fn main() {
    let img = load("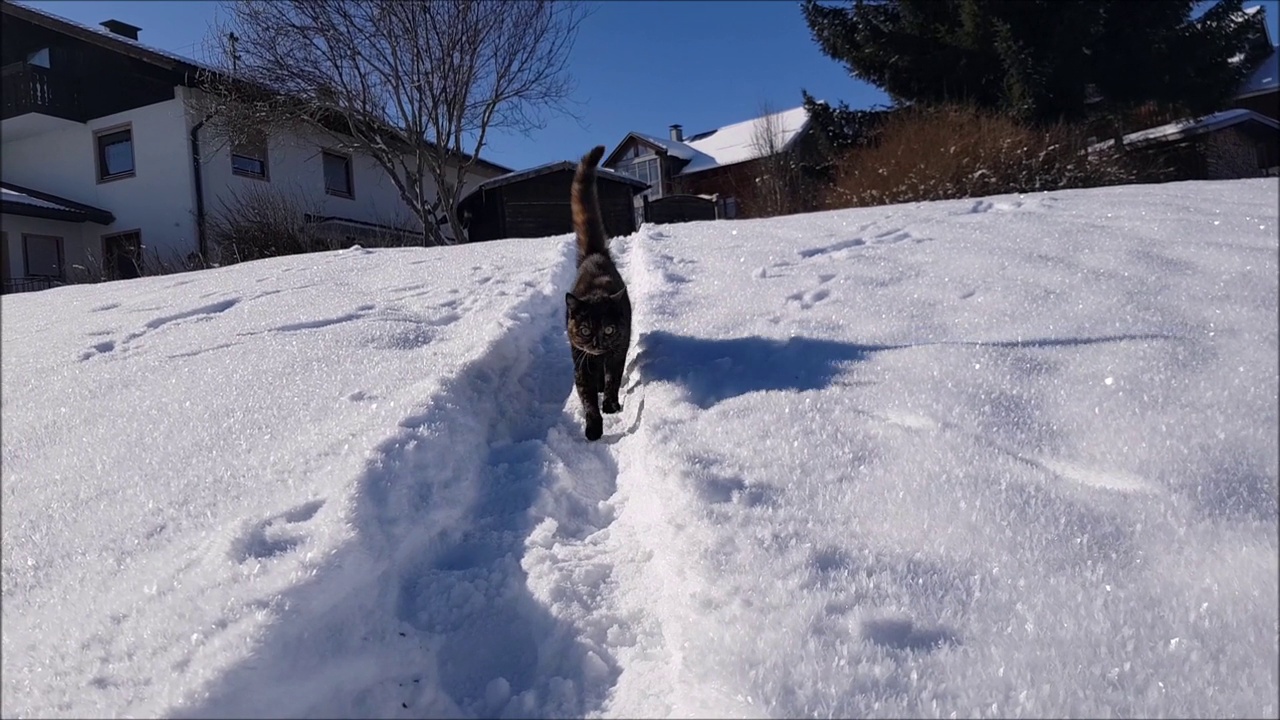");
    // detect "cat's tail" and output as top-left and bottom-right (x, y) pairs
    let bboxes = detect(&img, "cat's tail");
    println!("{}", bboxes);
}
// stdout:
(572, 145), (609, 264)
